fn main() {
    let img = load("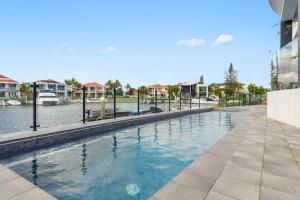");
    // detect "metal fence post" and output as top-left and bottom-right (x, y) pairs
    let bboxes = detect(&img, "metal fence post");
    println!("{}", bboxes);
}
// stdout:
(218, 96), (221, 107)
(233, 94), (235, 107)
(137, 88), (140, 115)
(198, 93), (201, 109)
(155, 90), (158, 113)
(249, 94), (252, 105)
(30, 82), (39, 131)
(179, 92), (182, 110)
(113, 88), (116, 118)
(168, 91), (171, 112)
(189, 94), (192, 110)
(82, 86), (86, 124)
(225, 95), (228, 107)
